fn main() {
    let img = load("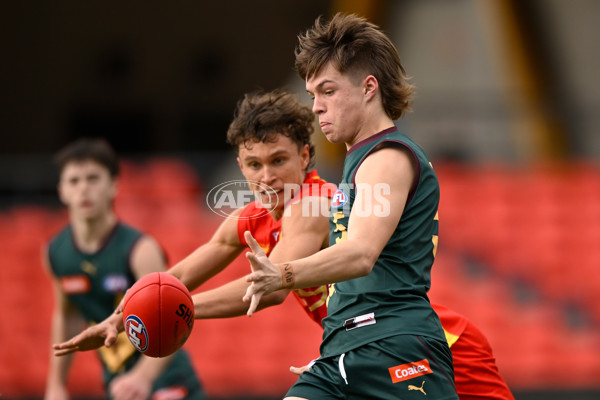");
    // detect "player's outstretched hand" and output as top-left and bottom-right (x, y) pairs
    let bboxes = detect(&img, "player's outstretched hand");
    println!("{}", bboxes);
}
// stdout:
(52, 314), (121, 356)
(242, 230), (283, 316)
(290, 364), (311, 376)
(109, 369), (152, 400)
(290, 359), (316, 376)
